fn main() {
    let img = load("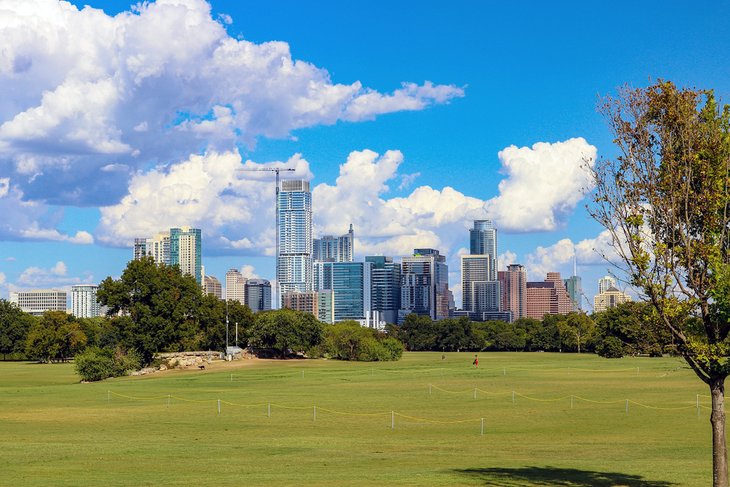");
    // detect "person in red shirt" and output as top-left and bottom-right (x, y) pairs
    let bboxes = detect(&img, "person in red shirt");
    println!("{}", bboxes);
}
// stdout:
(472, 355), (479, 368)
